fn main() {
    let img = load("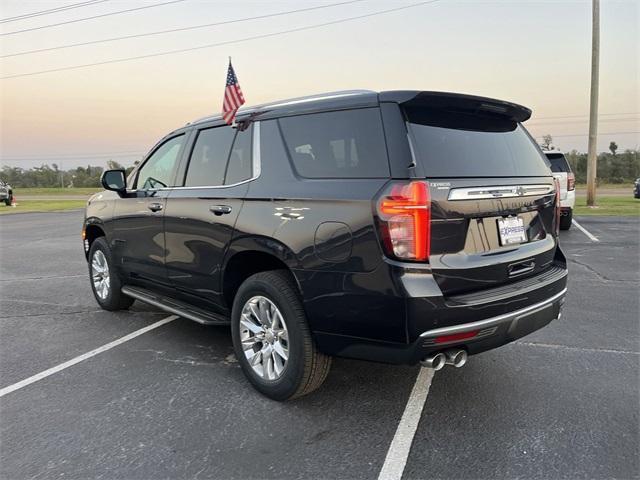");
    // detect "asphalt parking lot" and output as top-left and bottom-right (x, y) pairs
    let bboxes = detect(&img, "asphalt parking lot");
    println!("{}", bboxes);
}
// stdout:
(1, 211), (638, 479)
